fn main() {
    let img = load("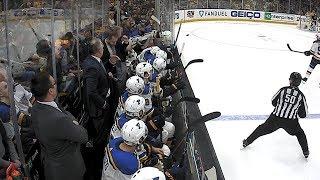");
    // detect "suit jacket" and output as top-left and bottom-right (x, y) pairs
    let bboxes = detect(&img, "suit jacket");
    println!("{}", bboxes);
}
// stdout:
(82, 56), (112, 126)
(30, 102), (88, 180)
